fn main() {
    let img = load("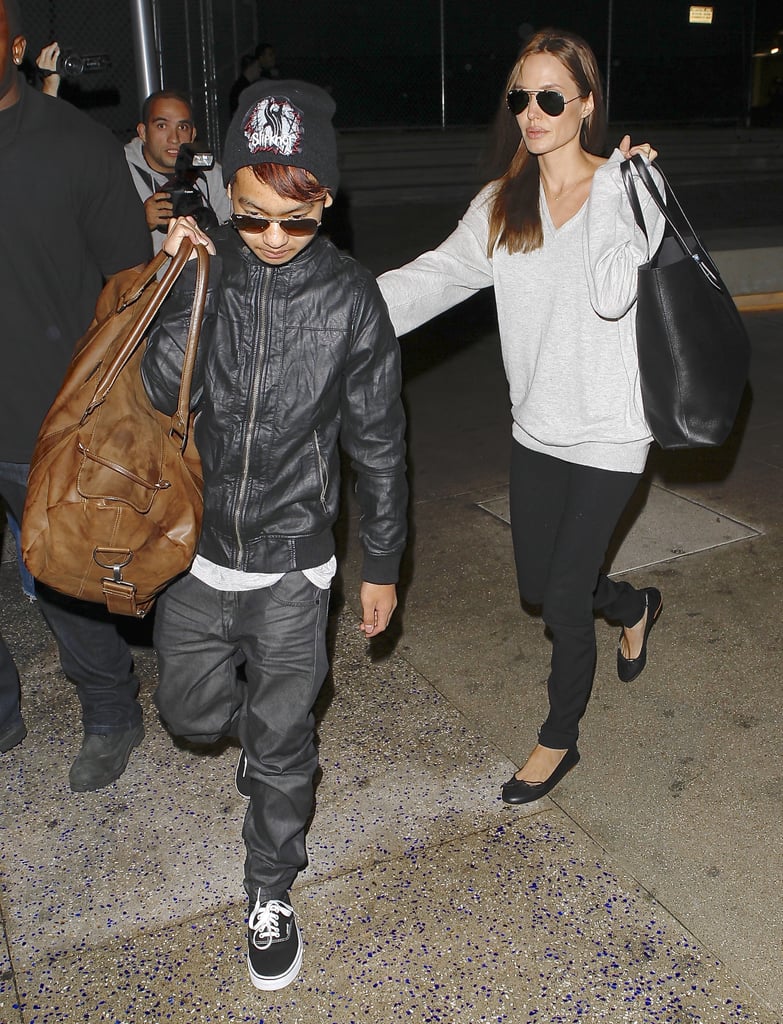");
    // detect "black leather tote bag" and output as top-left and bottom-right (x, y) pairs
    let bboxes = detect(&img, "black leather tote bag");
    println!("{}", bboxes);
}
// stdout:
(621, 154), (750, 450)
